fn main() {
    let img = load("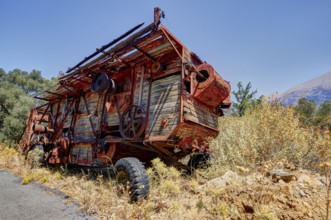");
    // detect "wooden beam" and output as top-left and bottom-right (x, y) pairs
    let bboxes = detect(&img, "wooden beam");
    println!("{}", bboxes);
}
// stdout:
(133, 45), (156, 62)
